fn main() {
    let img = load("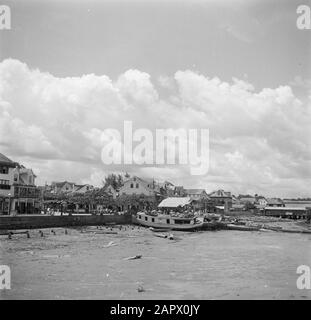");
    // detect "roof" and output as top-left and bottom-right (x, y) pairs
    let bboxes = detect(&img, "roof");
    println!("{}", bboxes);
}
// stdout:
(124, 176), (154, 185)
(265, 207), (306, 211)
(52, 181), (75, 188)
(267, 198), (284, 205)
(158, 197), (192, 208)
(0, 153), (17, 167)
(185, 189), (206, 195)
(239, 197), (256, 203)
(209, 190), (232, 198)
